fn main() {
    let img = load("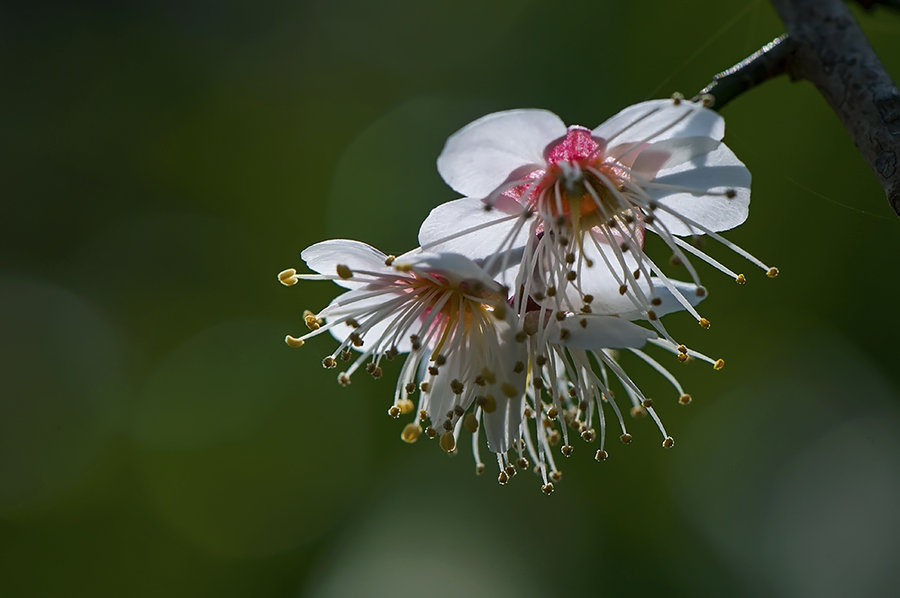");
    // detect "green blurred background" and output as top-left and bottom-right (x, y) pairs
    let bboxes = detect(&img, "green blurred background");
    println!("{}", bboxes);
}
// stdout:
(3, 1), (900, 596)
